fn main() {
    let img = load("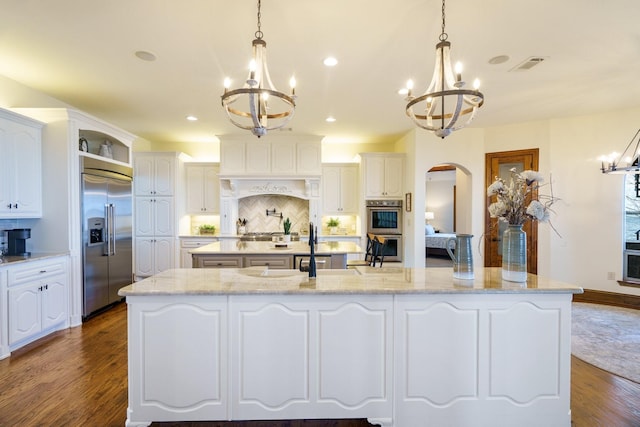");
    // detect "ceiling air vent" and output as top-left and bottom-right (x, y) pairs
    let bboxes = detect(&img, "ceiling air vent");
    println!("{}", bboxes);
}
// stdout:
(509, 56), (547, 72)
